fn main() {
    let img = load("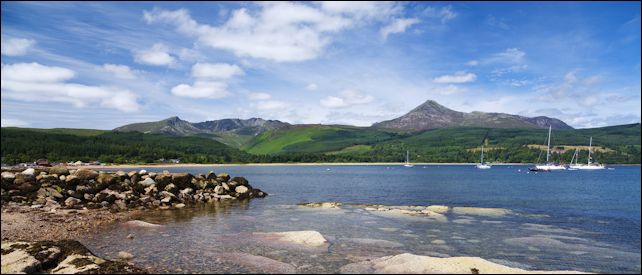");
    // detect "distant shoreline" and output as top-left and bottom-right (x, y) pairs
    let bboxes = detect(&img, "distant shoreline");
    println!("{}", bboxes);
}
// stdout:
(69, 162), (640, 169)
